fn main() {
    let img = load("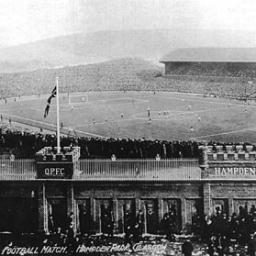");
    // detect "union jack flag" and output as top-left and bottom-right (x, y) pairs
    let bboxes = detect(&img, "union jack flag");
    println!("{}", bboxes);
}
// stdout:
(44, 86), (56, 118)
